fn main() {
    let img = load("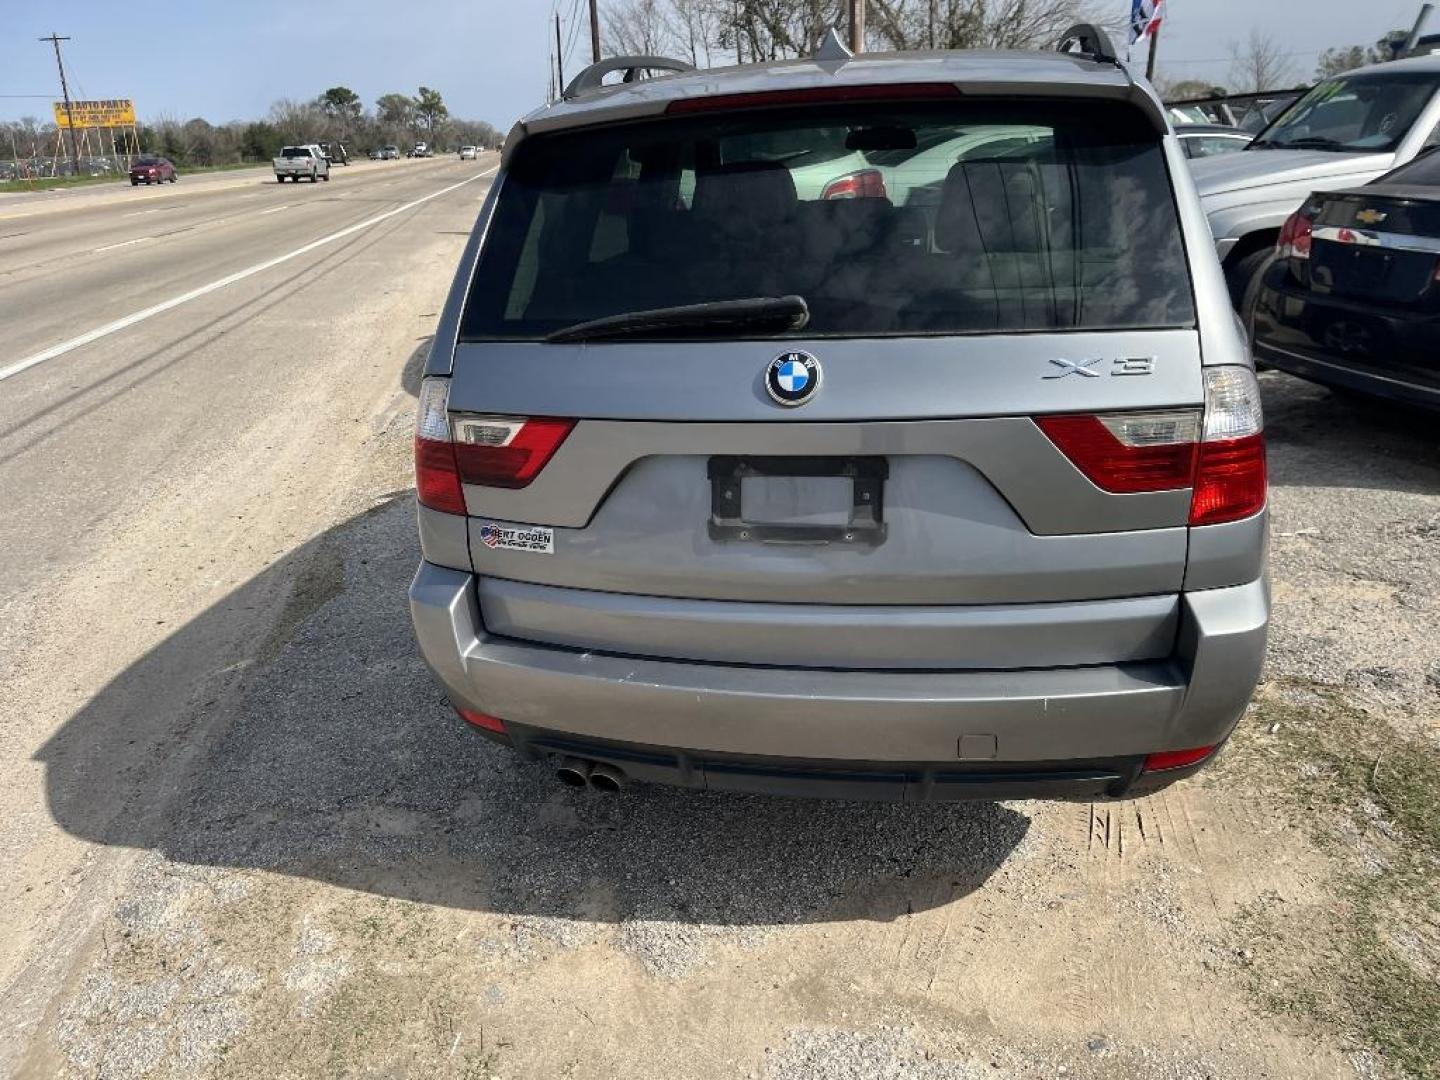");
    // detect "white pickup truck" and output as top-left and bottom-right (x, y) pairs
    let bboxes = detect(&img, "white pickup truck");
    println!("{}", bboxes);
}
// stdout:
(273, 144), (331, 183)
